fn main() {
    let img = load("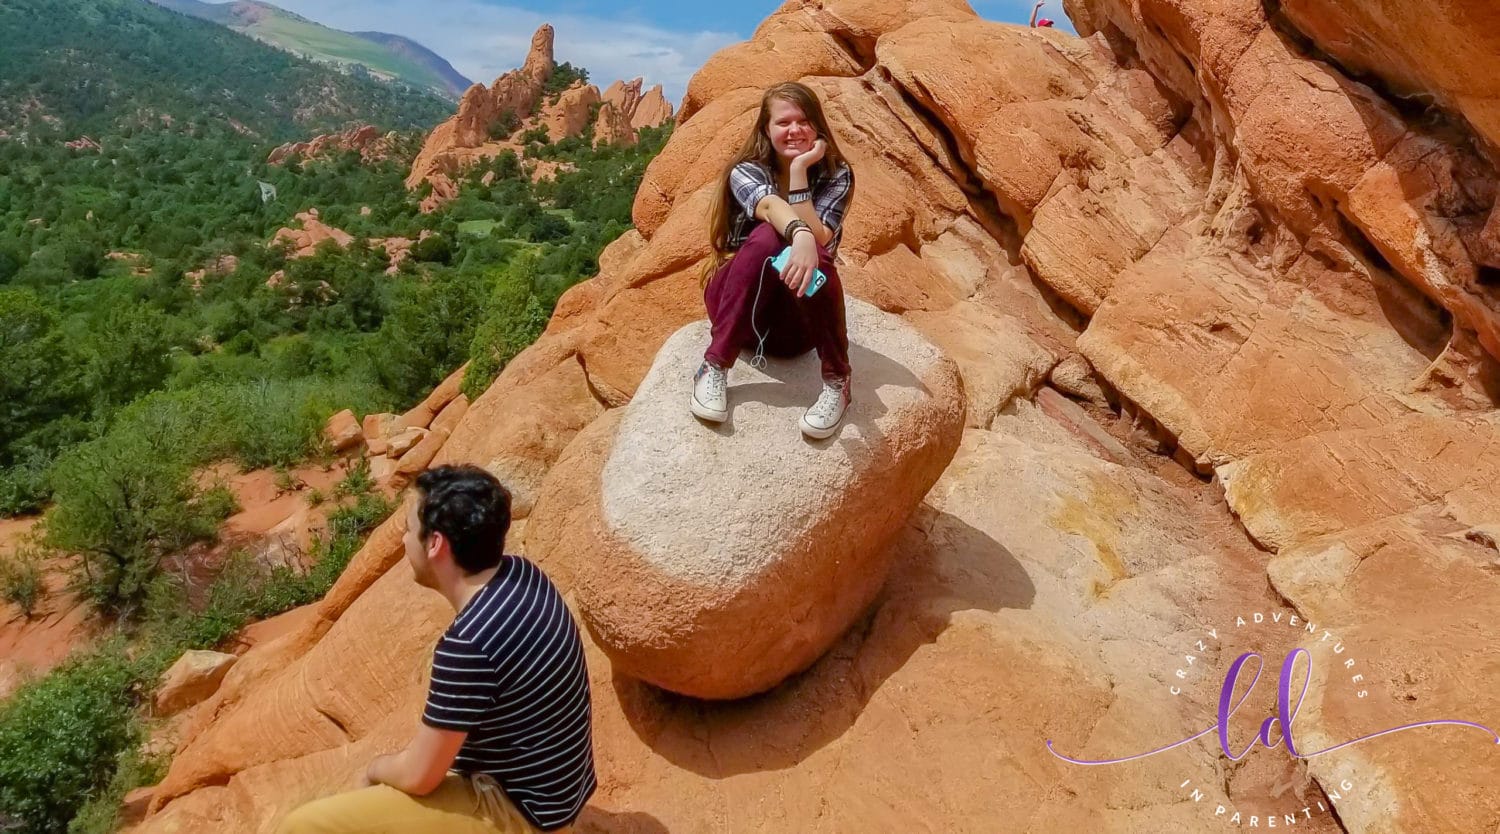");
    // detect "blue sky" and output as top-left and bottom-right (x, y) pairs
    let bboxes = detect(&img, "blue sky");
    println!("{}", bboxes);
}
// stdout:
(268, 0), (1076, 105)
